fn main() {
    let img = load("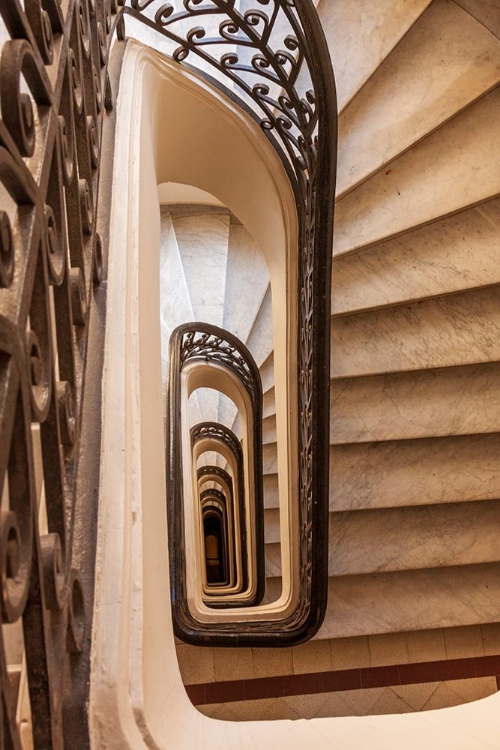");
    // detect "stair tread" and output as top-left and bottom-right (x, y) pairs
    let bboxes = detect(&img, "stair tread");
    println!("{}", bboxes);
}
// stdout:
(244, 286), (273, 369)
(331, 285), (500, 379)
(223, 222), (269, 344)
(331, 361), (500, 444)
(172, 213), (230, 327)
(337, 0), (500, 196)
(330, 433), (500, 511)
(329, 500), (500, 576)
(334, 88), (500, 257)
(331, 199), (500, 316)
(262, 414), (277, 444)
(317, 561), (500, 639)
(319, 0), (432, 112)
